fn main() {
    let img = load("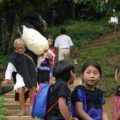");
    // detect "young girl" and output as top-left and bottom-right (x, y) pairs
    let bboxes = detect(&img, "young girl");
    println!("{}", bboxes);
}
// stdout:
(37, 44), (55, 84)
(47, 35), (56, 55)
(71, 60), (108, 120)
(112, 64), (120, 120)
(45, 60), (78, 120)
